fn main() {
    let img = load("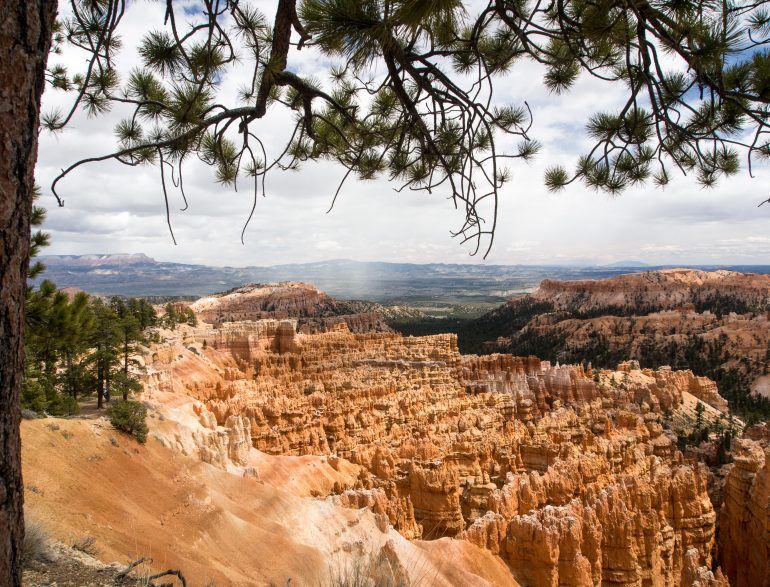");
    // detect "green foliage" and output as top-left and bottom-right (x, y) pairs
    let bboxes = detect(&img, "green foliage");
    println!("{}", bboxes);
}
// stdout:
(23, 199), (157, 413)
(455, 299), (557, 354)
(23, 288), (155, 412)
(695, 401), (705, 430)
(163, 303), (197, 329)
(21, 377), (50, 415)
(106, 400), (148, 443)
(389, 317), (470, 339)
(544, 166), (569, 191)
(47, 393), (80, 417)
(43, 0), (770, 258)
